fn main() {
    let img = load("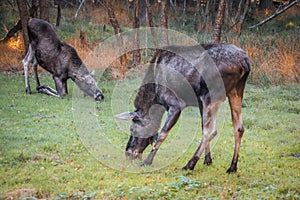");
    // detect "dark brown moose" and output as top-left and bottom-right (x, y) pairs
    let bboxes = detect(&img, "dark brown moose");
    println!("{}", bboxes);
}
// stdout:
(115, 43), (251, 173)
(22, 18), (103, 101)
